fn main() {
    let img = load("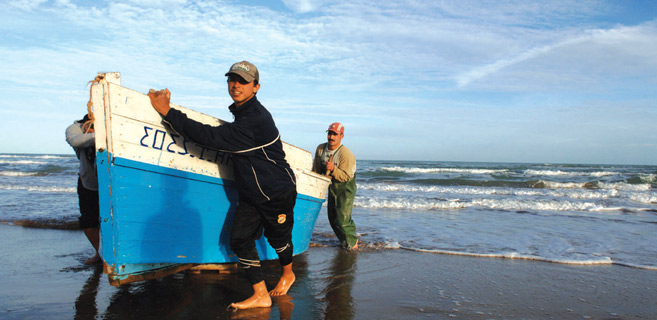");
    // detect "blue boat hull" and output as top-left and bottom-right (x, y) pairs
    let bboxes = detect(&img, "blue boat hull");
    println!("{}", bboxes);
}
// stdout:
(89, 74), (330, 286)
(98, 152), (324, 285)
